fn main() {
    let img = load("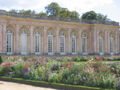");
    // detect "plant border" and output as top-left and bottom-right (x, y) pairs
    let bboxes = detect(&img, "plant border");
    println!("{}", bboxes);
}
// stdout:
(0, 76), (114, 90)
